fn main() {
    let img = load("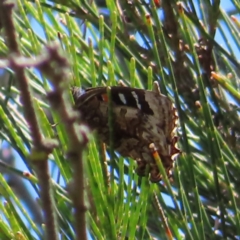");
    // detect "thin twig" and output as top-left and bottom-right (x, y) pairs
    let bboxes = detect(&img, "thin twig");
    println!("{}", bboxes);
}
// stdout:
(39, 44), (89, 240)
(0, 2), (58, 240)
